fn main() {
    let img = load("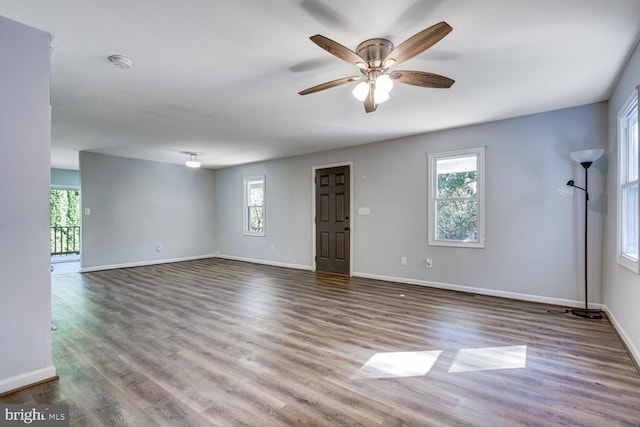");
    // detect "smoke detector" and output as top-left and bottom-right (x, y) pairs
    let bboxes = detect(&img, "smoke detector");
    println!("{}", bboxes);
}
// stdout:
(108, 54), (134, 69)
